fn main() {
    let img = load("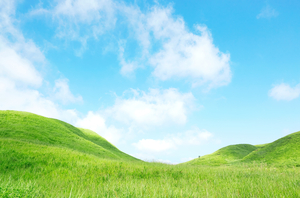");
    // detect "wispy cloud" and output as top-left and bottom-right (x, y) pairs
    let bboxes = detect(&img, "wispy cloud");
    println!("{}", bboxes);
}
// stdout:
(132, 128), (213, 153)
(30, 0), (117, 56)
(53, 78), (83, 104)
(269, 83), (300, 101)
(257, 5), (279, 19)
(121, 5), (232, 89)
(31, 1), (232, 89)
(106, 88), (196, 127)
(0, 0), (82, 124)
